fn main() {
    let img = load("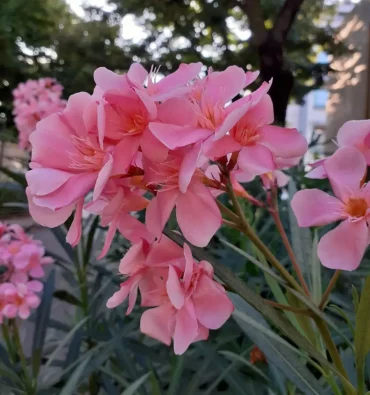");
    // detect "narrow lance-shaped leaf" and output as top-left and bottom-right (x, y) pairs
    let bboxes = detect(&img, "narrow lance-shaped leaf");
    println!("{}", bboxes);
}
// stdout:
(354, 275), (370, 393)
